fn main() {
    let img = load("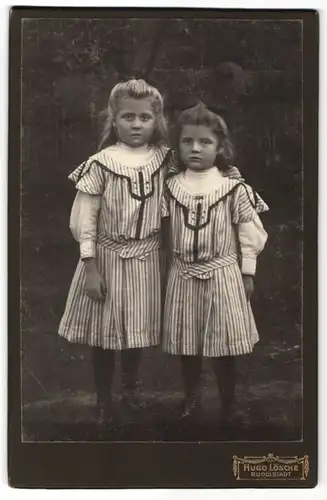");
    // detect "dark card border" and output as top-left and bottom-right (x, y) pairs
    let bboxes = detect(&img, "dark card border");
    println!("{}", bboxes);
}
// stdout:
(8, 7), (318, 488)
